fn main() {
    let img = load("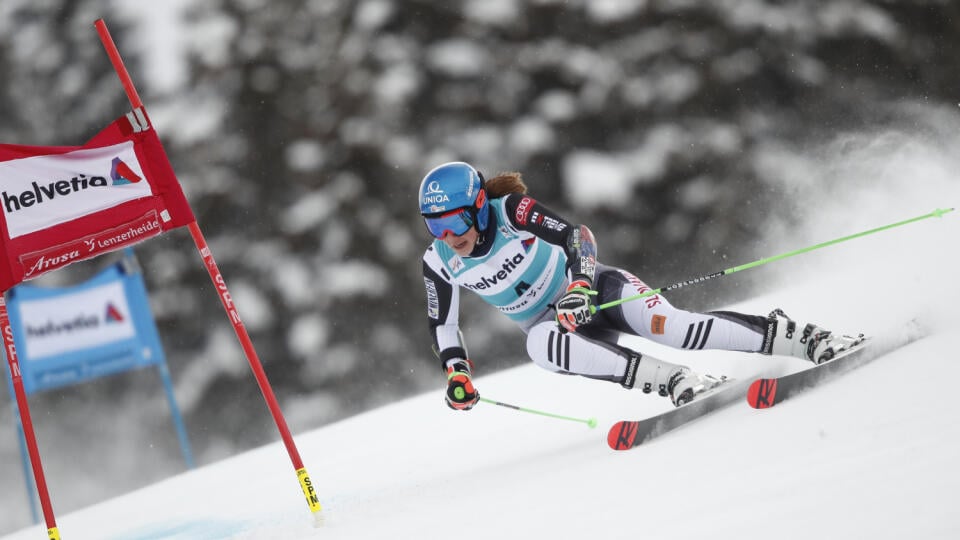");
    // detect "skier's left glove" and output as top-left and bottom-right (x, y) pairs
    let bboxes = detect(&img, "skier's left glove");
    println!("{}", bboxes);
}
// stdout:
(556, 279), (597, 333)
(445, 359), (479, 411)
